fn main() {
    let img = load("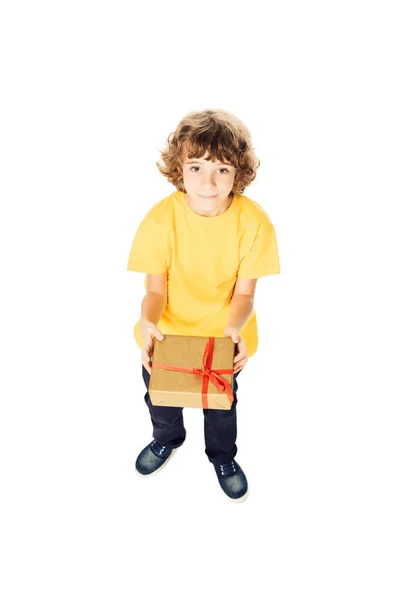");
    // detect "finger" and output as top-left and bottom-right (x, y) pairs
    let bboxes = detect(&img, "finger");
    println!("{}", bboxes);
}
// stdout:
(151, 330), (164, 341)
(142, 351), (153, 371)
(234, 353), (246, 362)
(227, 333), (240, 343)
(233, 358), (248, 372)
(142, 360), (151, 375)
(235, 358), (247, 368)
